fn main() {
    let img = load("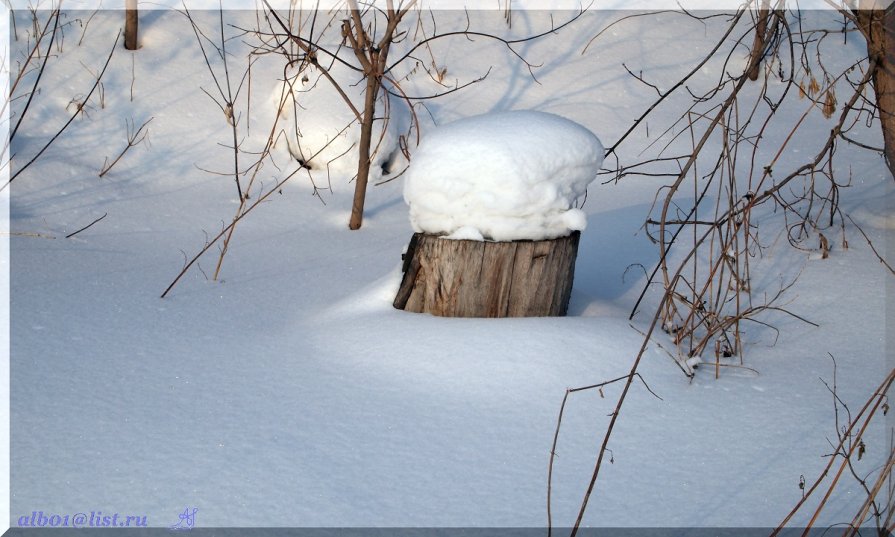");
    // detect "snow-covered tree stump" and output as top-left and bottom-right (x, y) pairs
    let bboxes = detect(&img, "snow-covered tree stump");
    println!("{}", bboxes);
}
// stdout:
(394, 110), (604, 318)
(394, 231), (580, 317)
